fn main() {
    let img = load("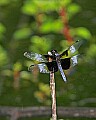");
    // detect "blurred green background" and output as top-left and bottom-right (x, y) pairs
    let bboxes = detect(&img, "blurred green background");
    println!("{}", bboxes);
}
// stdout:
(0, 0), (96, 120)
